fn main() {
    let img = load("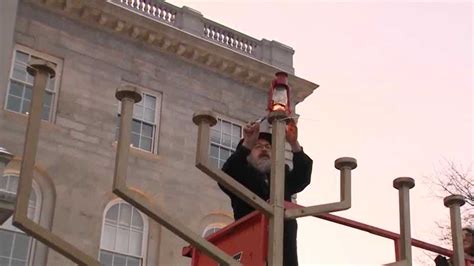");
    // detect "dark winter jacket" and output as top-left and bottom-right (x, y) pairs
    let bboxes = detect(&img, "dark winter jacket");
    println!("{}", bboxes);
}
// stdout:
(219, 144), (313, 266)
